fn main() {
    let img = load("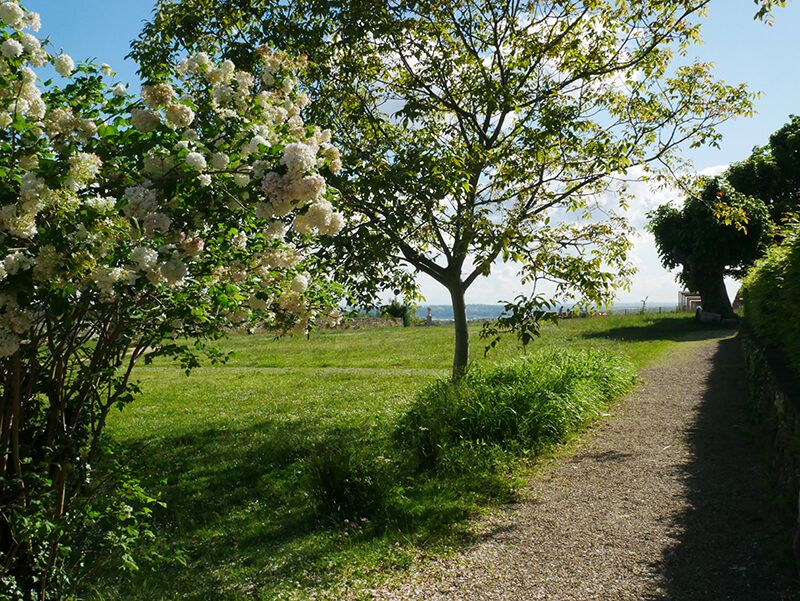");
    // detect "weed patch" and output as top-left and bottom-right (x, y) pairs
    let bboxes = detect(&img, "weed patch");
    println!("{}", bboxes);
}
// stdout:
(397, 350), (637, 471)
